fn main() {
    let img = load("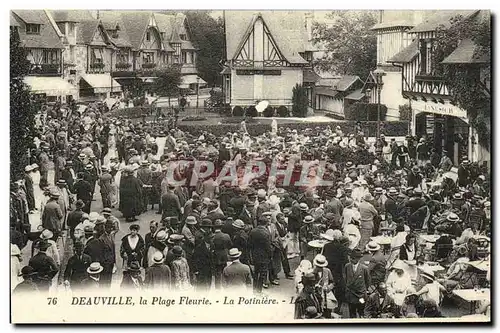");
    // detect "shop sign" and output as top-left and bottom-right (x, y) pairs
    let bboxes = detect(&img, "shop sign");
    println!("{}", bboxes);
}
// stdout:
(412, 100), (467, 118)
